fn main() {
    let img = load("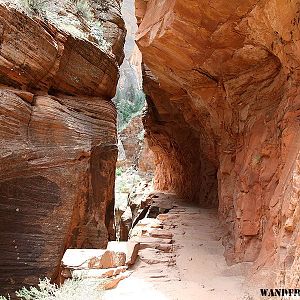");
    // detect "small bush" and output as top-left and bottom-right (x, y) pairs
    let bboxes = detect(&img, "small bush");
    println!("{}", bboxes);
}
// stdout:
(89, 21), (110, 51)
(115, 87), (146, 130)
(1, 277), (102, 300)
(73, 0), (93, 20)
(251, 154), (262, 166)
(116, 167), (123, 176)
(20, 0), (49, 15)
(94, 0), (110, 13)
